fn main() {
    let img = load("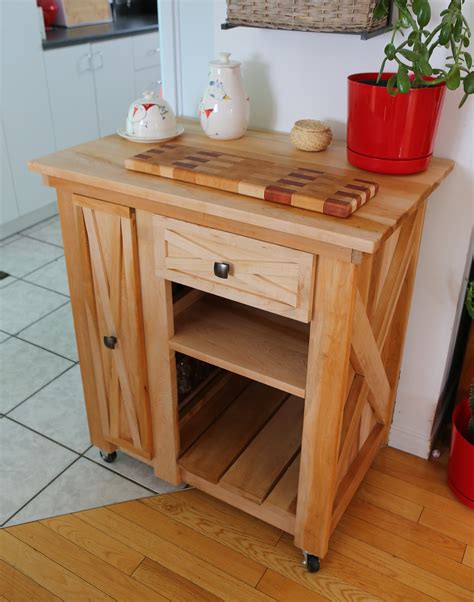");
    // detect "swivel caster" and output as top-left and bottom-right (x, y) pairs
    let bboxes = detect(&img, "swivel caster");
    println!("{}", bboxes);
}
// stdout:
(100, 450), (117, 463)
(303, 551), (320, 573)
